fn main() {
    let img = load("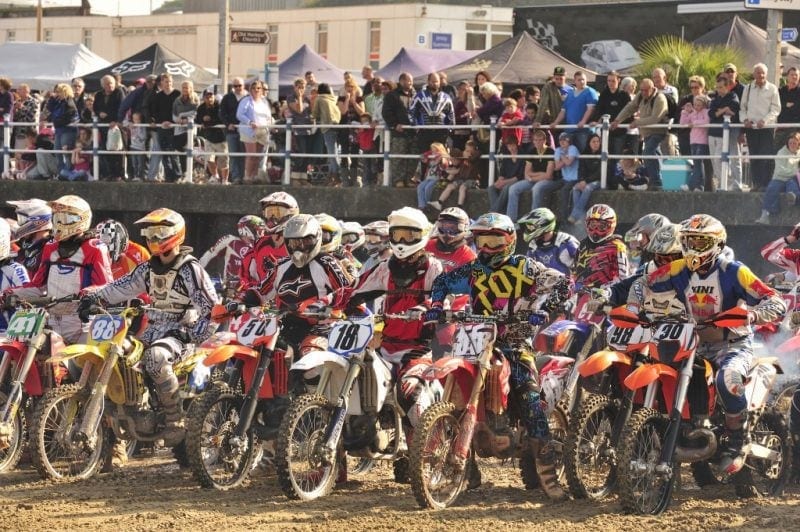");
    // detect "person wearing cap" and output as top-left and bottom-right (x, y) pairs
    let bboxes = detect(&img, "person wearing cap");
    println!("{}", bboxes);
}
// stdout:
(549, 70), (597, 152)
(724, 63), (745, 100)
(534, 66), (574, 128)
(196, 88), (228, 184)
(740, 63), (781, 192)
